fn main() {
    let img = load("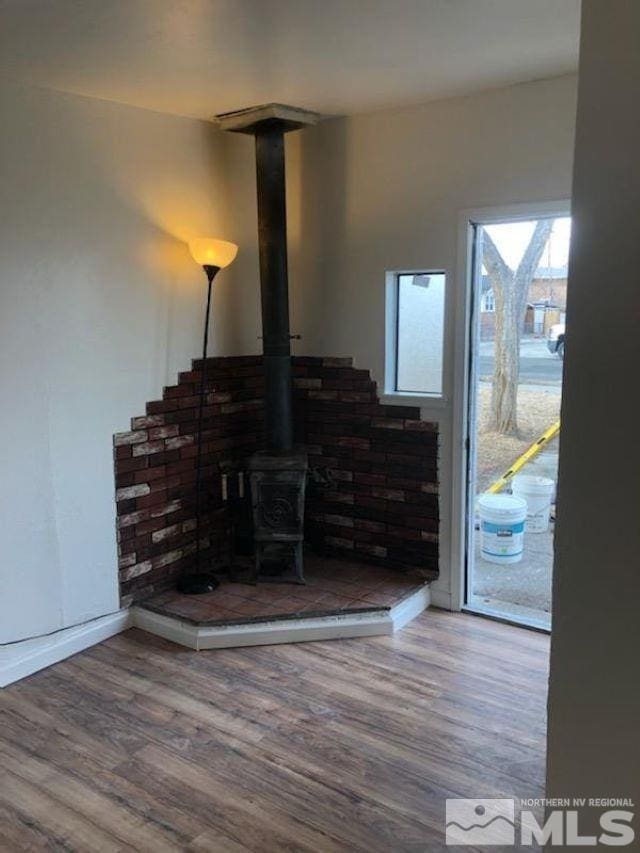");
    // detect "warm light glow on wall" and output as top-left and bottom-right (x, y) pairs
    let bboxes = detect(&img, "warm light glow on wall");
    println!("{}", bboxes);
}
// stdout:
(188, 238), (238, 269)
